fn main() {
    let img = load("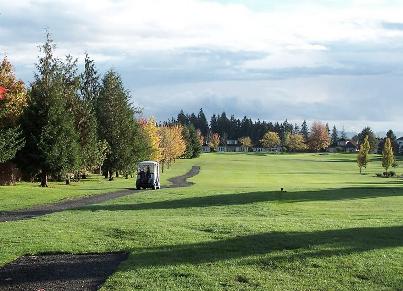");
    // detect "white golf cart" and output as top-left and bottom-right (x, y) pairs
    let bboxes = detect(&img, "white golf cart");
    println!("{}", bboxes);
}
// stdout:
(136, 161), (161, 190)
